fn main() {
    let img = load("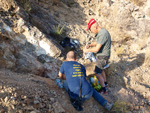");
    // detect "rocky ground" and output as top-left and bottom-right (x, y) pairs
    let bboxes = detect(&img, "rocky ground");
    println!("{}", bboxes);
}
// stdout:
(0, 0), (150, 113)
(0, 69), (110, 113)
